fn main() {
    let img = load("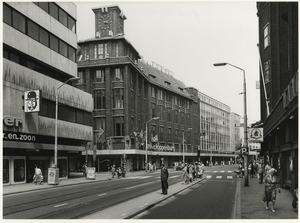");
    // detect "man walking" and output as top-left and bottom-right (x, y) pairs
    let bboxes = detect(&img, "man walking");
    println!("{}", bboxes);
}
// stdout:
(161, 163), (169, 195)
